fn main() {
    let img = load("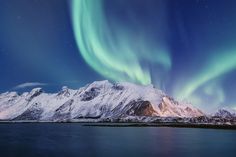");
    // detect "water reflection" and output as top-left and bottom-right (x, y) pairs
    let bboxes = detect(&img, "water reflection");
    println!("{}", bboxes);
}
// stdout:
(0, 124), (235, 157)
